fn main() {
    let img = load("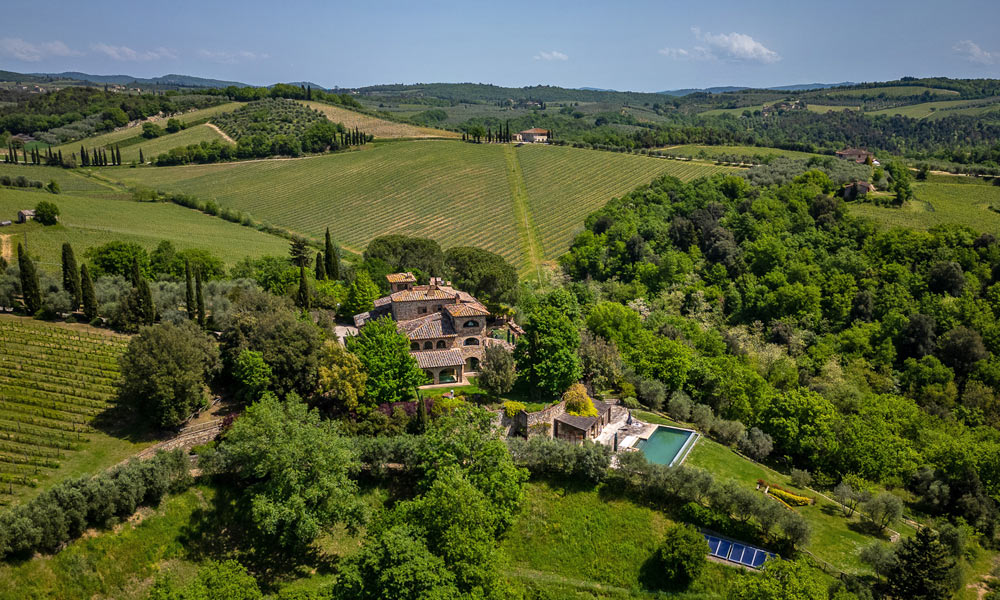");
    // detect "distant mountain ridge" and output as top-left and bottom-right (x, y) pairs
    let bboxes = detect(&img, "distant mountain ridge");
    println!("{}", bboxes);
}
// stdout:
(659, 82), (856, 96)
(22, 71), (250, 88)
